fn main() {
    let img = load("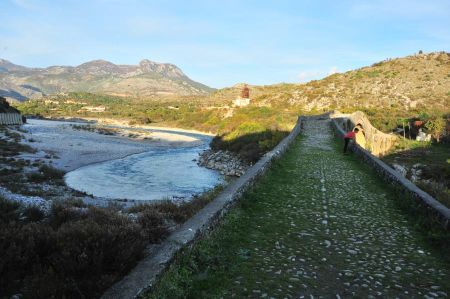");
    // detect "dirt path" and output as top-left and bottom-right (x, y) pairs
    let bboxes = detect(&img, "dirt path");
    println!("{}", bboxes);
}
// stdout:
(150, 118), (450, 298)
